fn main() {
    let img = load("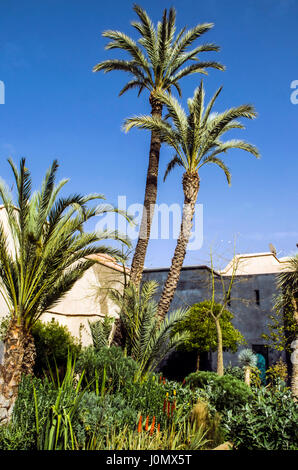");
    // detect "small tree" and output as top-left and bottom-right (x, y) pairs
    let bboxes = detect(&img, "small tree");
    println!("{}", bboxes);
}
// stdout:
(171, 301), (245, 371)
(208, 248), (241, 376)
(238, 349), (257, 387)
(261, 301), (298, 355)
